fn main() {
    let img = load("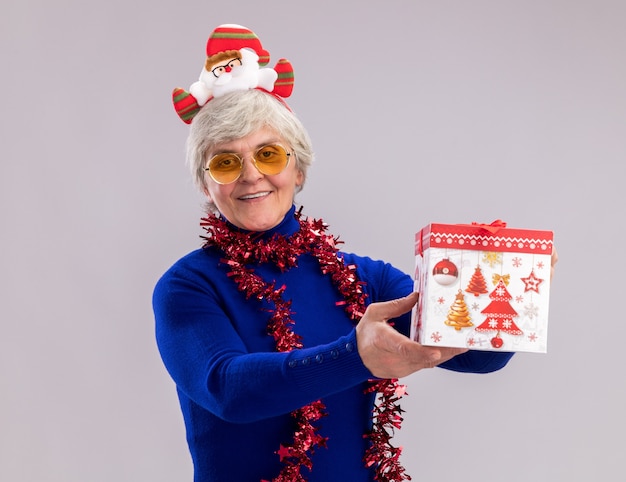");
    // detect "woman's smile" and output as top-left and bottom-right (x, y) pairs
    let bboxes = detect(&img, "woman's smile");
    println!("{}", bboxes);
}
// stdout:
(237, 190), (272, 201)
